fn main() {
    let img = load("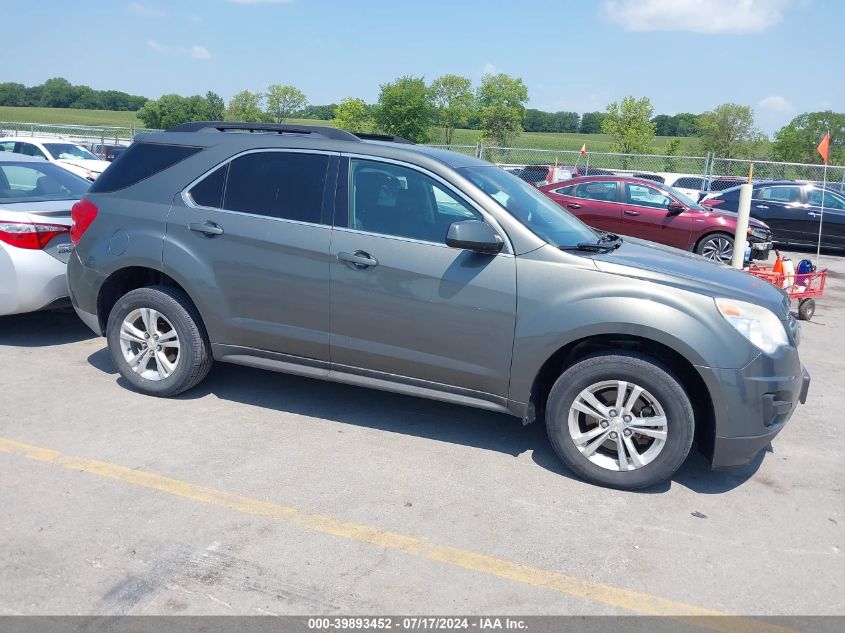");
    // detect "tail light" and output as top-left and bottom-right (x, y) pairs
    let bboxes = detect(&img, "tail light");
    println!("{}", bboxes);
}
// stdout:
(71, 198), (98, 245)
(0, 221), (69, 250)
